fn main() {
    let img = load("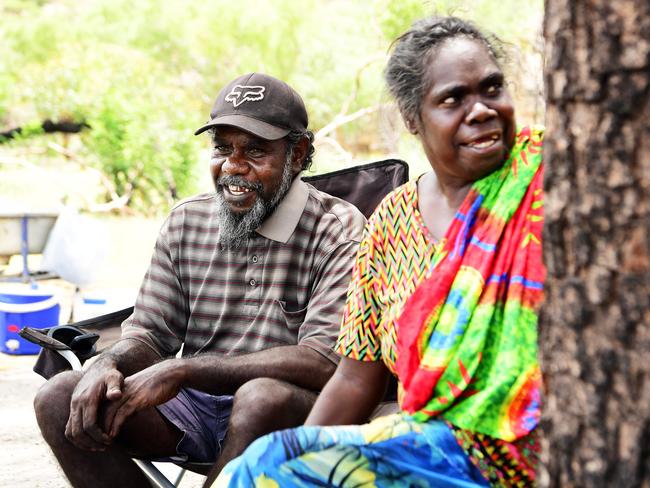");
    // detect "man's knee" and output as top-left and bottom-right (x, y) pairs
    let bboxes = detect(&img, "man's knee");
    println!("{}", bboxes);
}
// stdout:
(230, 378), (316, 431)
(34, 371), (81, 443)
